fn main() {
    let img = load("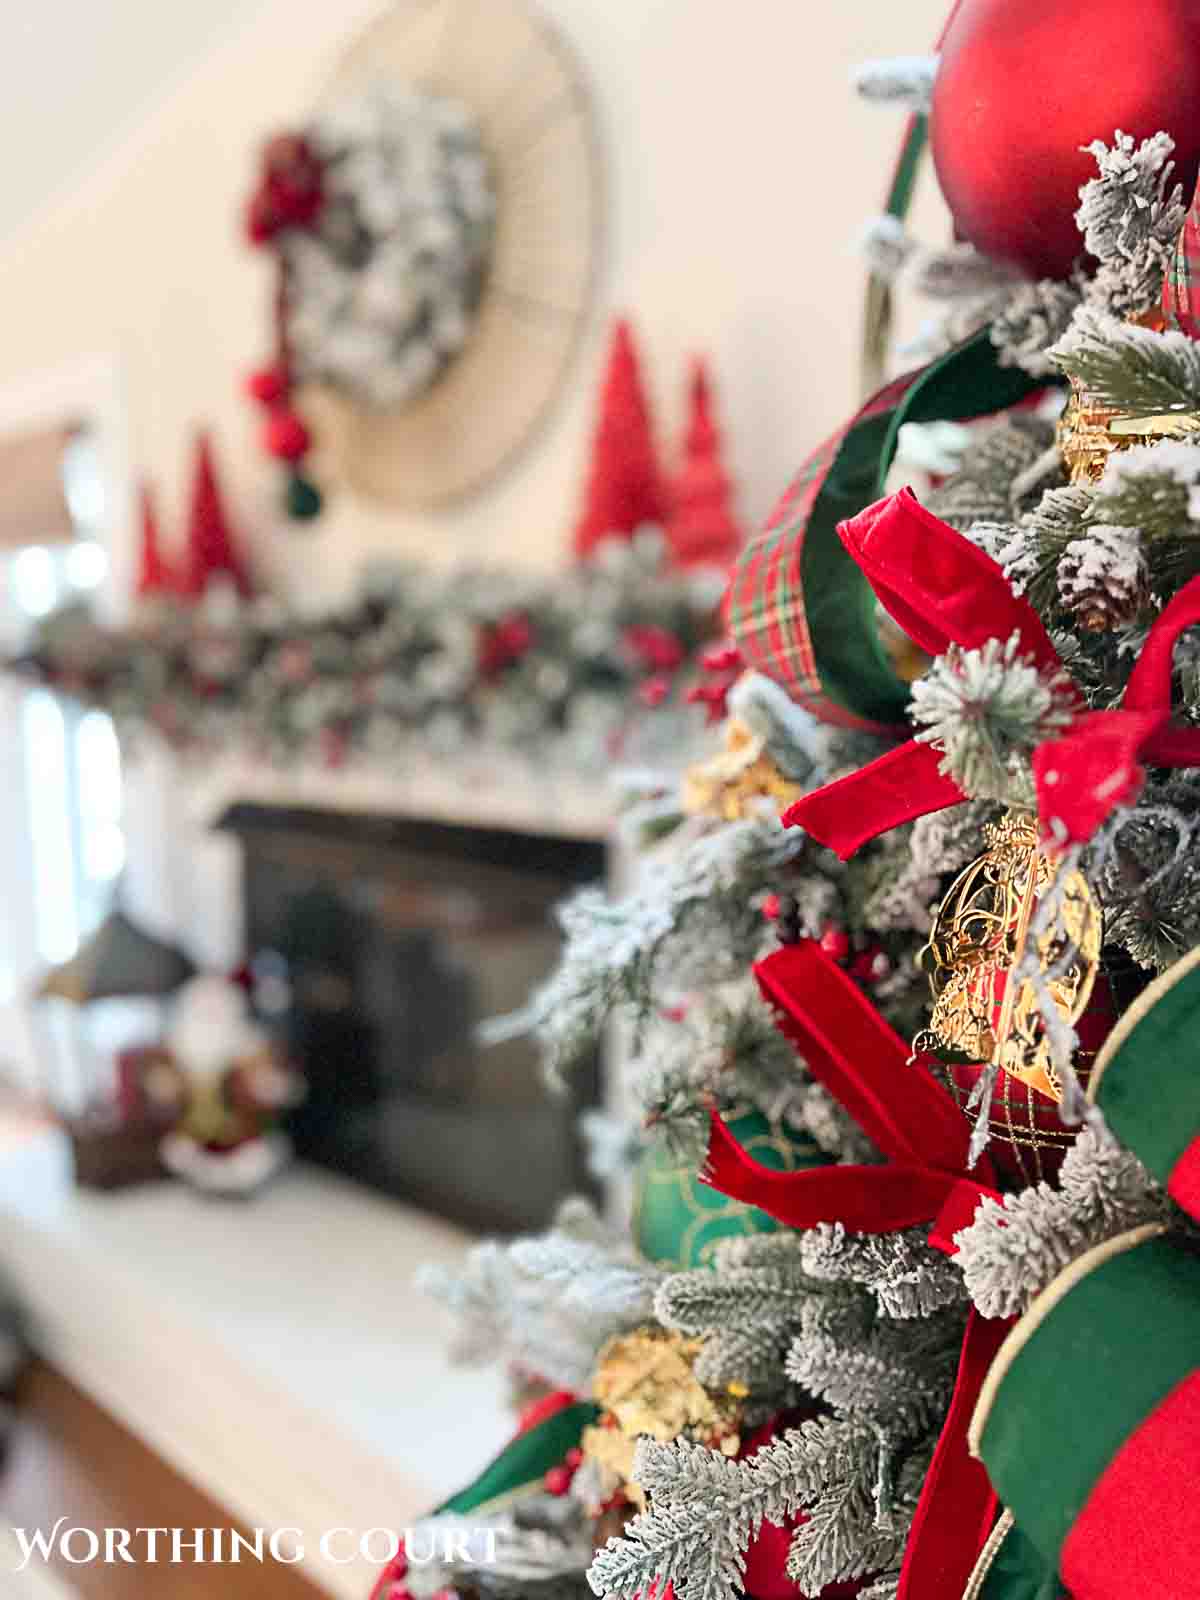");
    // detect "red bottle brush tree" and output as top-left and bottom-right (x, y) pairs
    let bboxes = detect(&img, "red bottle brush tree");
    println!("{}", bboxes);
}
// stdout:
(134, 481), (178, 601)
(573, 318), (666, 560)
(665, 357), (743, 572)
(180, 432), (252, 600)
